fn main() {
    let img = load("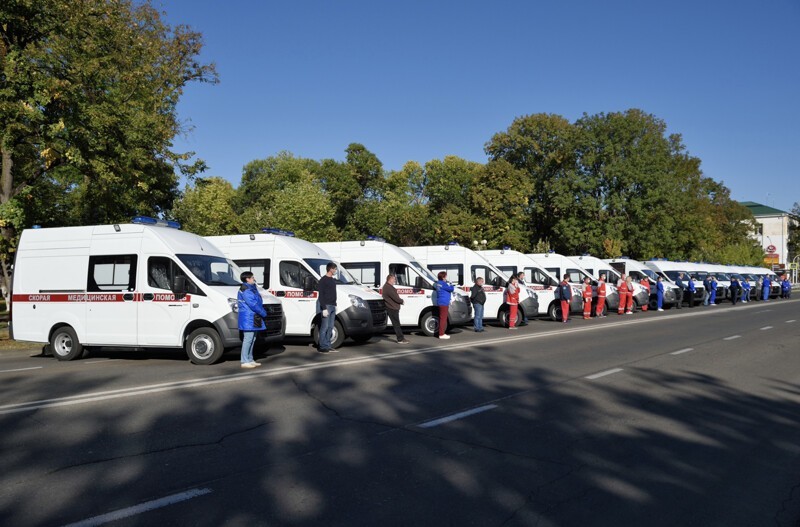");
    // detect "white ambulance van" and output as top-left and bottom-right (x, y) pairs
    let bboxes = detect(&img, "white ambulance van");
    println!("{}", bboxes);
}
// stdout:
(527, 252), (620, 314)
(693, 263), (730, 302)
(206, 229), (387, 349)
(476, 248), (578, 321)
(10, 217), (284, 364)
(403, 244), (538, 327)
(317, 239), (472, 337)
(603, 257), (682, 308)
(569, 254), (650, 310)
(644, 259), (705, 305)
